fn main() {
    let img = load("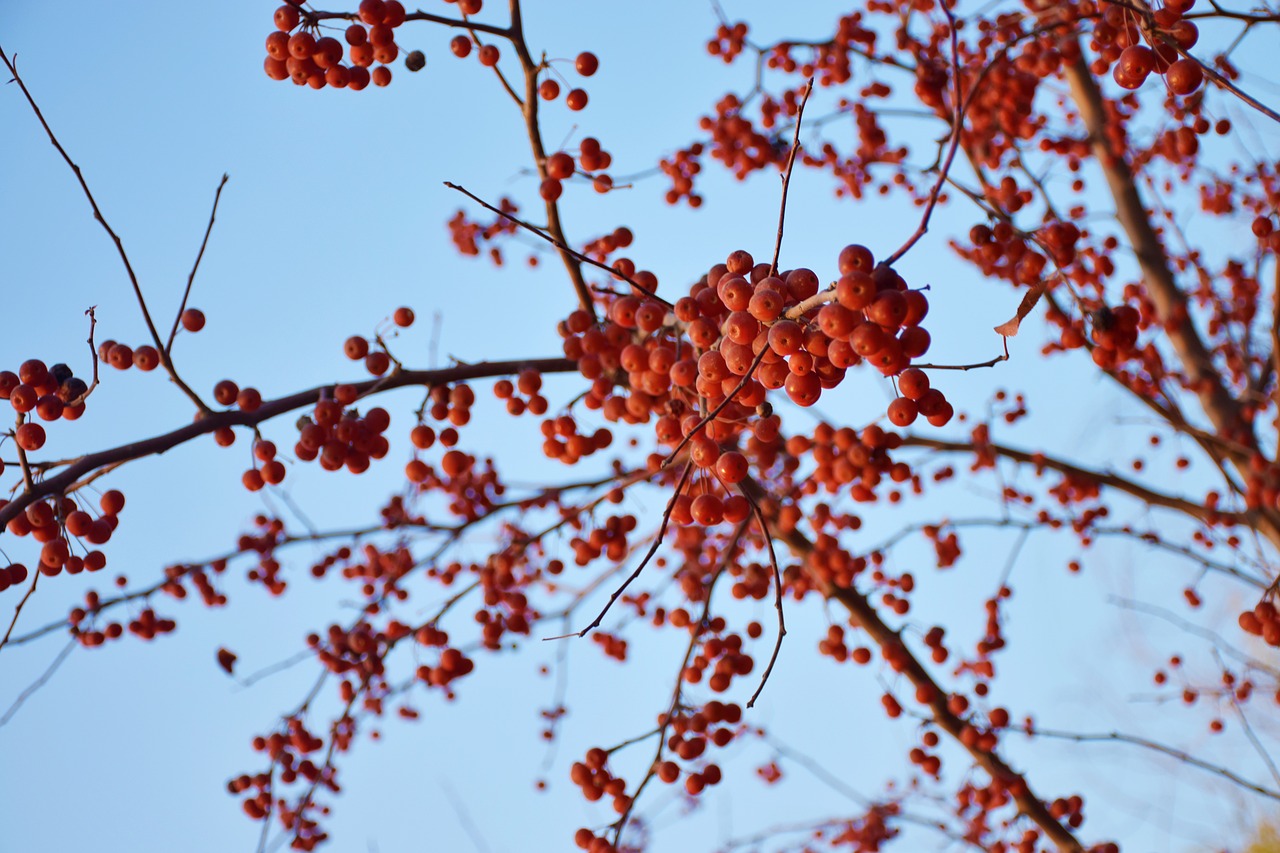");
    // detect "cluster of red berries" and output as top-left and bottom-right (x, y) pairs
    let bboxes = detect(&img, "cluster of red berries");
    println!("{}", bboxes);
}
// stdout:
(88, 310), (204, 382)
(0, 561), (30, 594)
(570, 747), (631, 814)
(0, 489), (123, 594)
(1238, 599), (1280, 645)
(1048, 794), (1087, 829)
(75, 592), (187, 648)
(685, 630), (753, 693)
(307, 621), (389, 681)
(538, 52), (596, 112)
(706, 20), (749, 63)
(542, 136), (613, 200)
(658, 143), (704, 207)
(264, 0), (410, 89)
(818, 624), (872, 664)
(0, 358), (93, 453)
(581, 225), (634, 261)
(908, 728), (943, 778)
(447, 198), (520, 263)
(71, 591), (129, 647)
(698, 94), (788, 180)
(793, 422), (910, 506)
(120, 607), (177, 642)
(1243, 453), (1280, 512)
(553, 245), (949, 525)
(291, 390), (392, 478)
(1082, 304), (1141, 369)
(237, 716), (330, 837)
(425, 381), (477, 426)
(590, 631), (628, 661)
(569, 513), (636, 566)
(540, 413), (613, 466)
(663, 700), (738, 786)
(1099, 1), (1204, 94)
(342, 312), (412, 377)
(415, 645), (476, 689)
